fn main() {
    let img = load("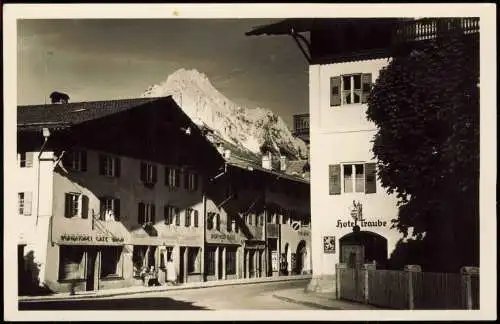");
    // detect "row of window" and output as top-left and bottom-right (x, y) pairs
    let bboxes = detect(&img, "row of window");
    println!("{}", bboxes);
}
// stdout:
(137, 203), (200, 227)
(329, 163), (377, 195)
